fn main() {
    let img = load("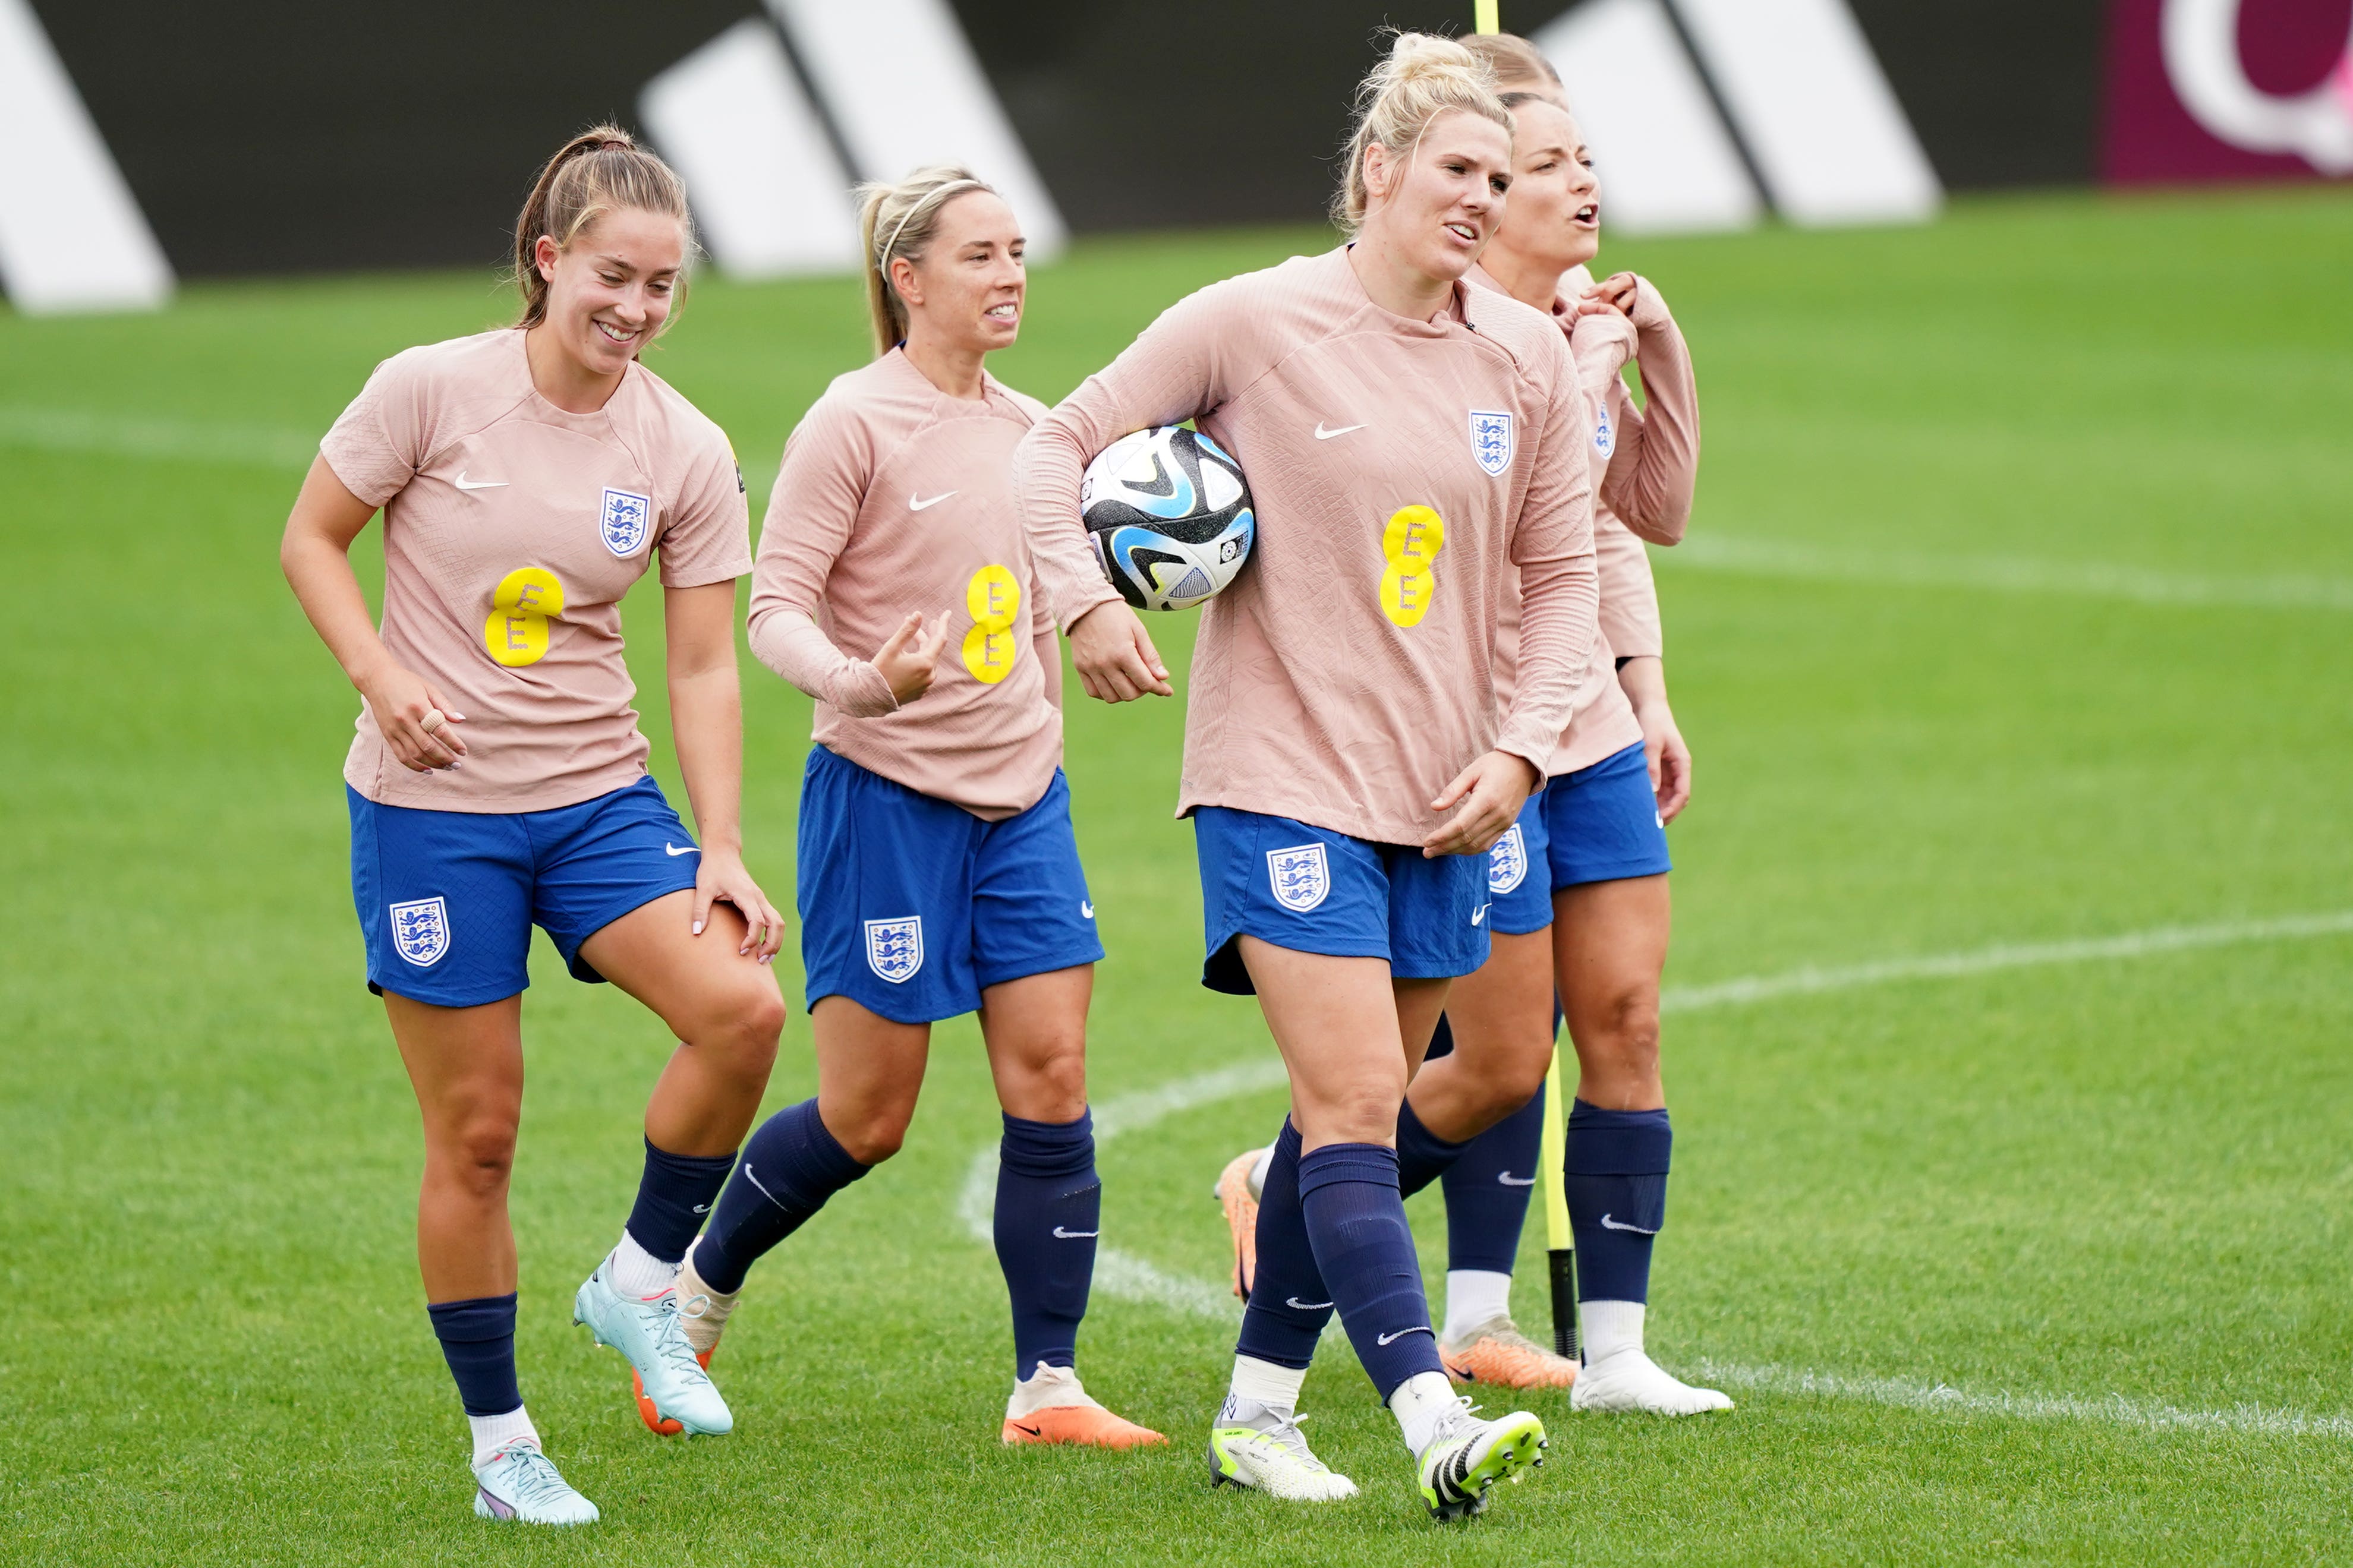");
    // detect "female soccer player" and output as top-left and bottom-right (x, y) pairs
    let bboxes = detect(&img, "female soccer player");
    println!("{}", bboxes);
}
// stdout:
(1016, 34), (1598, 1517)
(670, 165), (1161, 1451)
(278, 128), (788, 1524)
